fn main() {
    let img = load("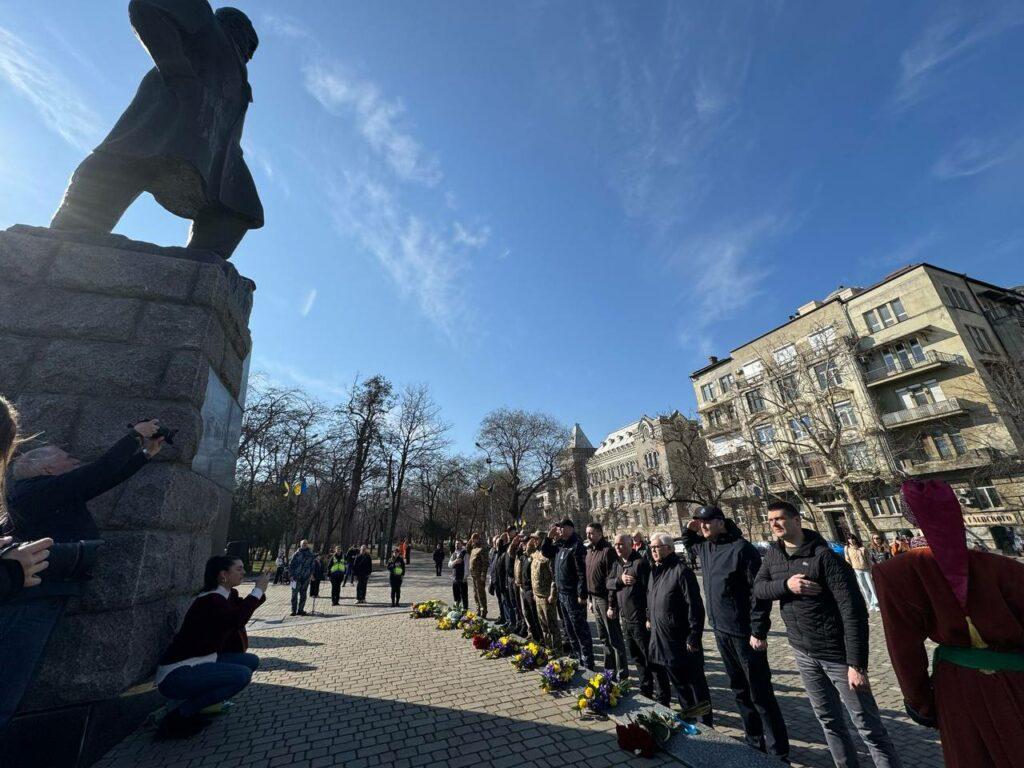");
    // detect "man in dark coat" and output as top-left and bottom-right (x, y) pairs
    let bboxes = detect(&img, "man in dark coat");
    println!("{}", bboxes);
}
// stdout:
(683, 507), (788, 760)
(646, 532), (713, 725)
(488, 533), (511, 626)
(754, 501), (901, 768)
(432, 543), (445, 576)
(607, 533), (663, 699)
(50, 0), (263, 258)
(351, 545), (373, 604)
(342, 545), (358, 587)
(541, 519), (595, 669)
(585, 522), (630, 680)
